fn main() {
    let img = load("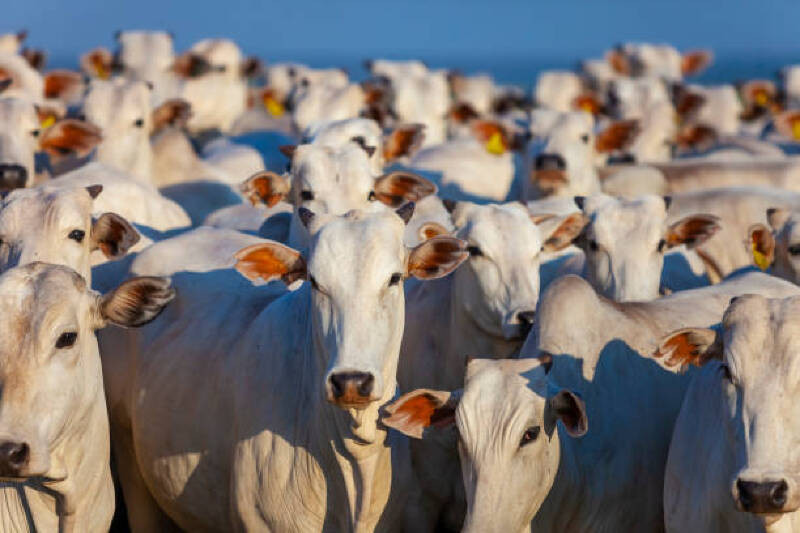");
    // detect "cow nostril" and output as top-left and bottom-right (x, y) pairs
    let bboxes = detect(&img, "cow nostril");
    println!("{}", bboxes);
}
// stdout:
(0, 164), (27, 191)
(329, 374), (345, 398)
(358, 374), (374, 397)
(771, 480), (788, 509)
(0, 441), (29, 471)
(737, 479), (753, 510)
(329, 372), (374, 400)
(534, 154), (566, 171)
(517, 310), (536, 326)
